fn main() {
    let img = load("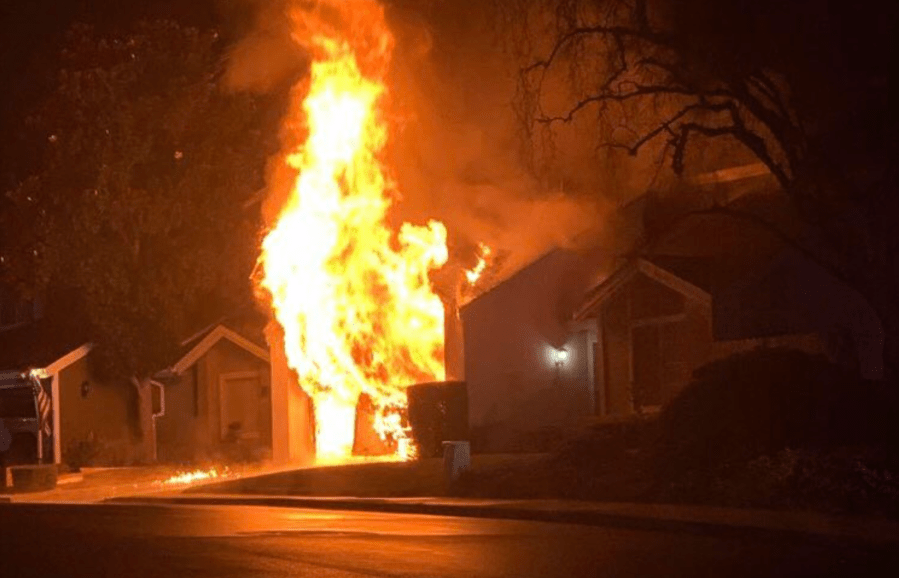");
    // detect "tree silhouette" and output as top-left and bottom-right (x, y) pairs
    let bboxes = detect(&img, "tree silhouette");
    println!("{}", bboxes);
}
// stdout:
(496, 0), (899, 378)
(0, 20), (280, 452)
